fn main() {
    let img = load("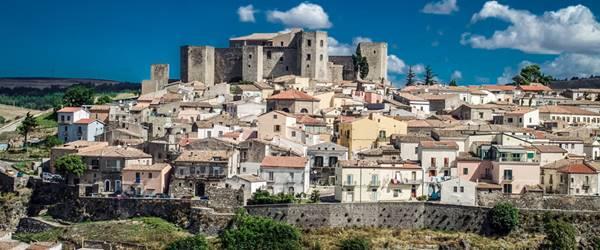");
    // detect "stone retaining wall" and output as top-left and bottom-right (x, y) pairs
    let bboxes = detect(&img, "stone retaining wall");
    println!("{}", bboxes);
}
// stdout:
(478, 191), (600, 211)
